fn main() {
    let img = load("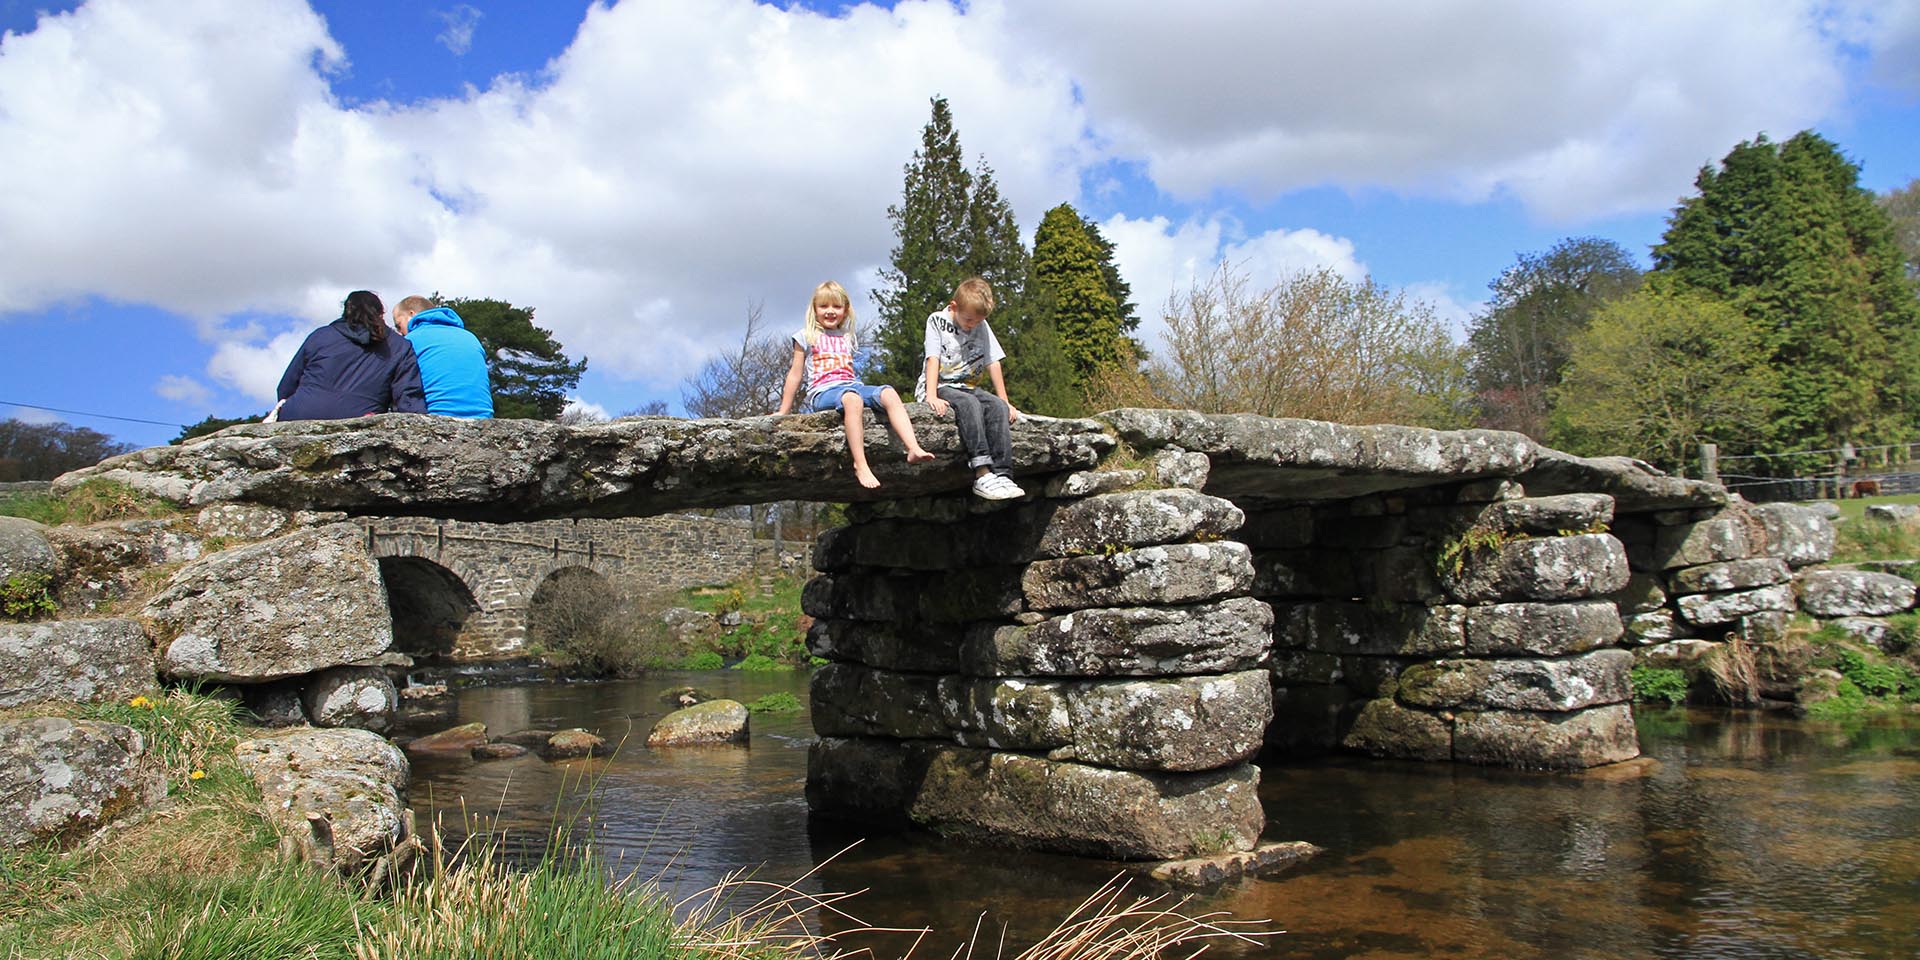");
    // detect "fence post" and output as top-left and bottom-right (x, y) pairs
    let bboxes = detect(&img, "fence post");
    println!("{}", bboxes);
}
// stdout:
(1699, 443), (1719, 485)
